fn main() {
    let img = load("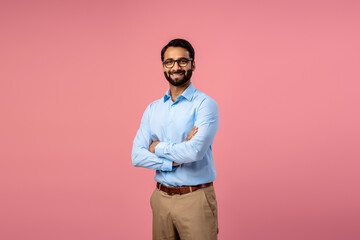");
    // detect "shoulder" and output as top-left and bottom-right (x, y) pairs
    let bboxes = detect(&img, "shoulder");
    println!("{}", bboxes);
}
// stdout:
(140, 98), (163, 121)
(192, 89), (219, 114)
(193, 89), (218, 108)
(144, 97), (165, 113)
